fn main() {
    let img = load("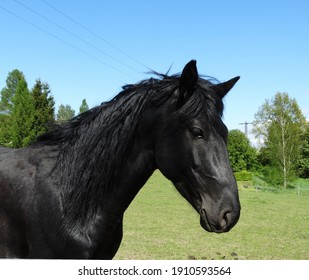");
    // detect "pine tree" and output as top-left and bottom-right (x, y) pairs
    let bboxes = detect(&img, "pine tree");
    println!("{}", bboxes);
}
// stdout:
(31, 79), (55, 137)
(0, 113), (12, 146)
(11, 79), (35, 147)
(0, 69), (25, 113)
(79, 99), (89, 114)
(1, 71), (56, 147)
(57, 104), (75, 123)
